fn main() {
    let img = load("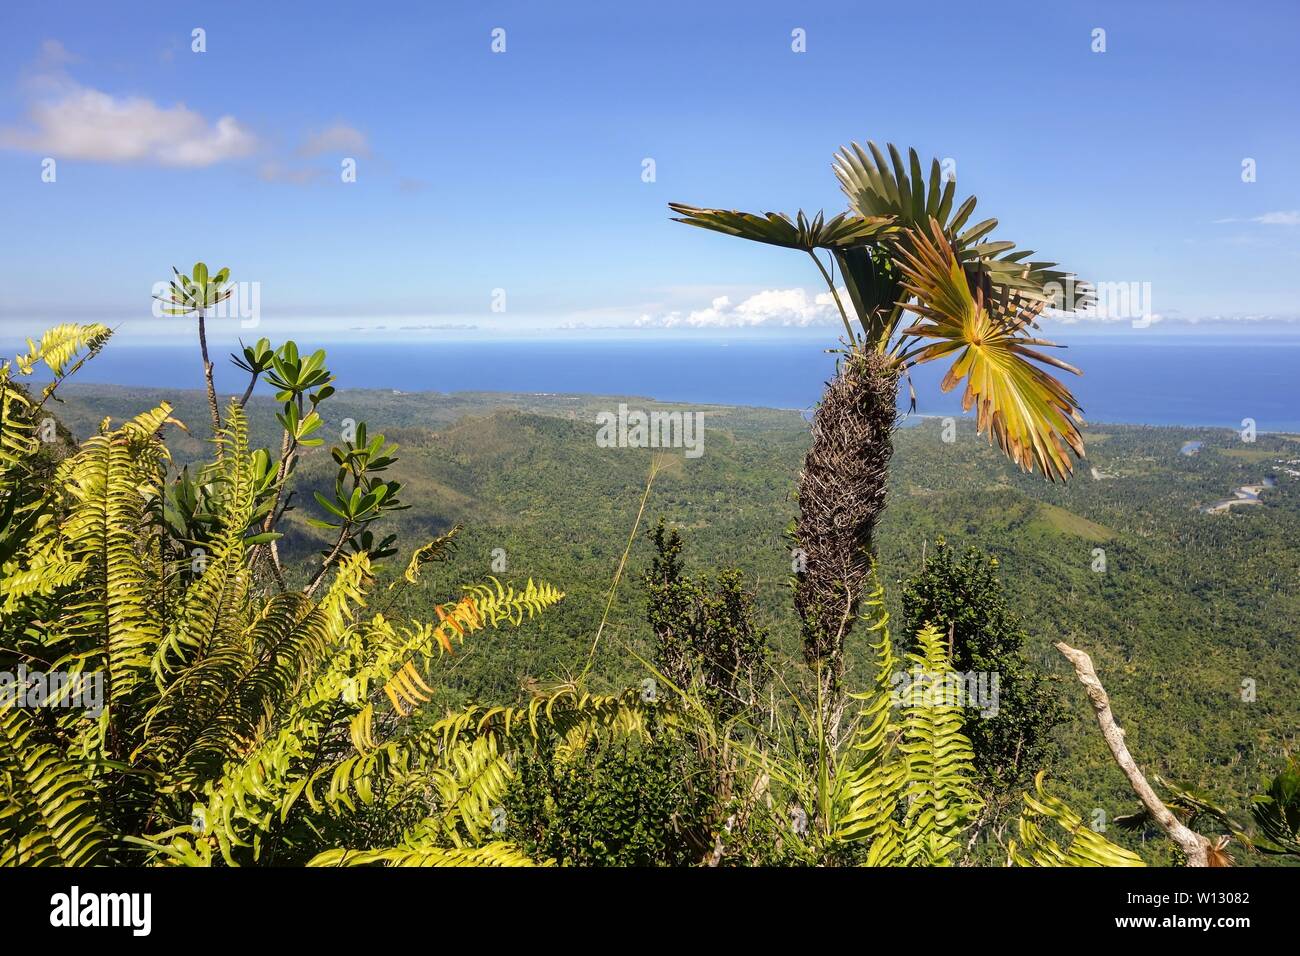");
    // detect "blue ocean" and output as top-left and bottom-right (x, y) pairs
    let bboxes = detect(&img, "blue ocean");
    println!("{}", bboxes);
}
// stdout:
(25, 333), (1300, 432)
